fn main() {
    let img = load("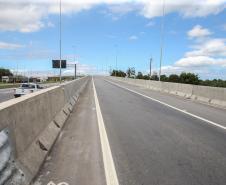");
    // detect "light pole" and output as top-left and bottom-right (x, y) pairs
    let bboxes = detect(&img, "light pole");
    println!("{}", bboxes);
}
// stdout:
(59, 0), (62, 83)
(114, 44), (118, 76)
(72, 45), (77, 79)
(159, 0), (165, 81)
(150, 57), (152, 78)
